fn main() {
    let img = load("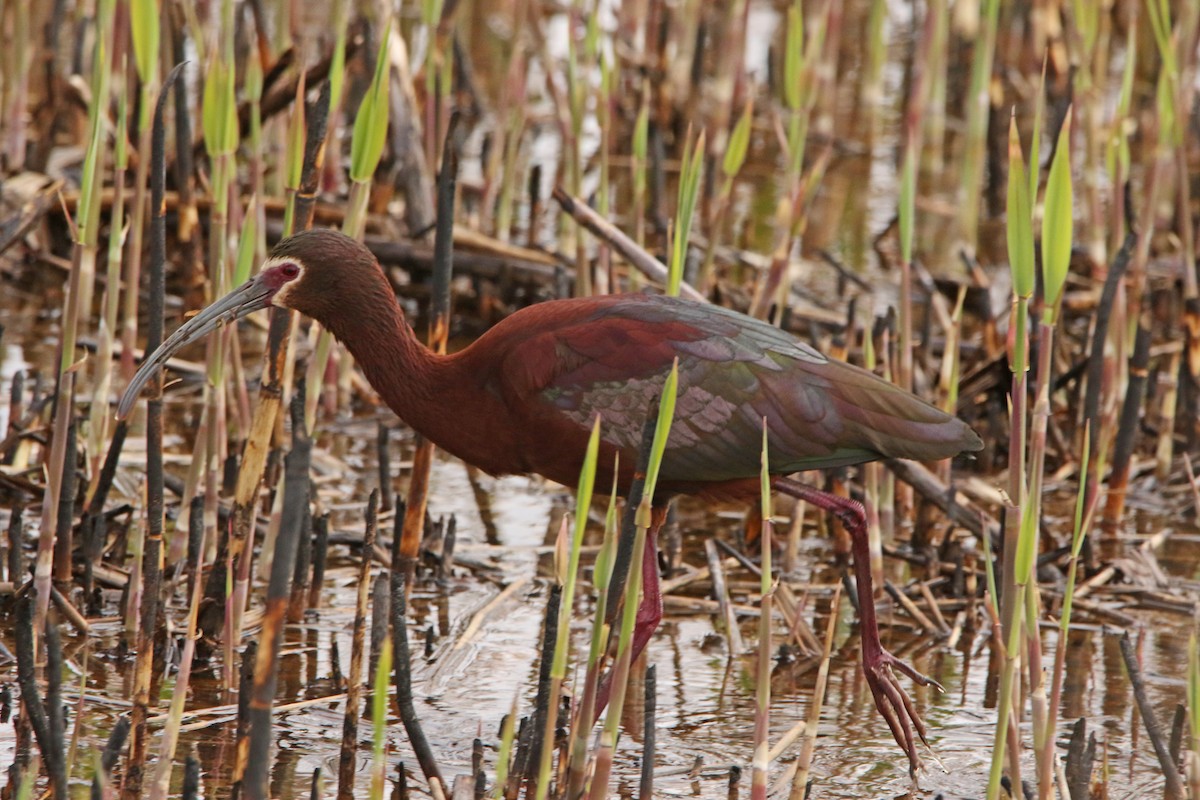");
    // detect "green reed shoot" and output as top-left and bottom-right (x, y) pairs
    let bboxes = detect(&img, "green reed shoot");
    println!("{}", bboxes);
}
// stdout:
(534, 416), (600, 800)
(897, 138), (916, 391)
(421, 0), (446, 167)
(989, 105), (1073, 800)
(306, 22), (391, 431)
(492, 696), (519, 800)
(281, 83), (308, 240)
(700, 98), (753, 290)
(62, 0), (116, 376)
(88, 87), (129, 481)
(957, 0), (999, 250)
(1038, 423), (1092, 799)
(565, 3), (590, 296)
(986, 111), (1036, 800)
(122, 0), (161, 379)
(371, 640), (393, 800)
(565, 461), (619, 797)
(1106, 23), (1136, 254)
(492, 1), (529, 243)
(1040, 111), (1073, 325)
(1025, 108), (1073, 799)
(631, 85), (650, 248)
(668, 129), (705, 298)
(783, 0), (824, 186)
(4, 1), (31, 171)
(590, 361), (679, 800)
(751, 421), (772, 800)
